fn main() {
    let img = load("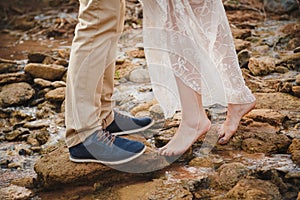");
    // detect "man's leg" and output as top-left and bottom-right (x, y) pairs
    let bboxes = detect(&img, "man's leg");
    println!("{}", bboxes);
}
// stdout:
(65, 0), (125, 147)
(65, 0), (145, 165)
(100, 44), (154, 135)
